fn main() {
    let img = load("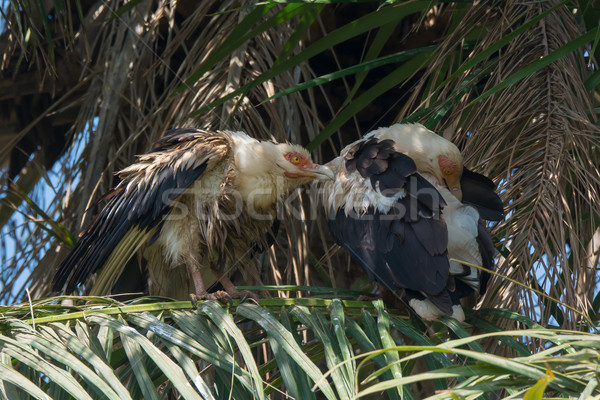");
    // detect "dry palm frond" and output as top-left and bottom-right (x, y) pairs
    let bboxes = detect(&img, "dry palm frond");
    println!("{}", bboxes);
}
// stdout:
(400, 0), (600, 327)
(3, 0), (598, 332)
(1, 1), (326, 301)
